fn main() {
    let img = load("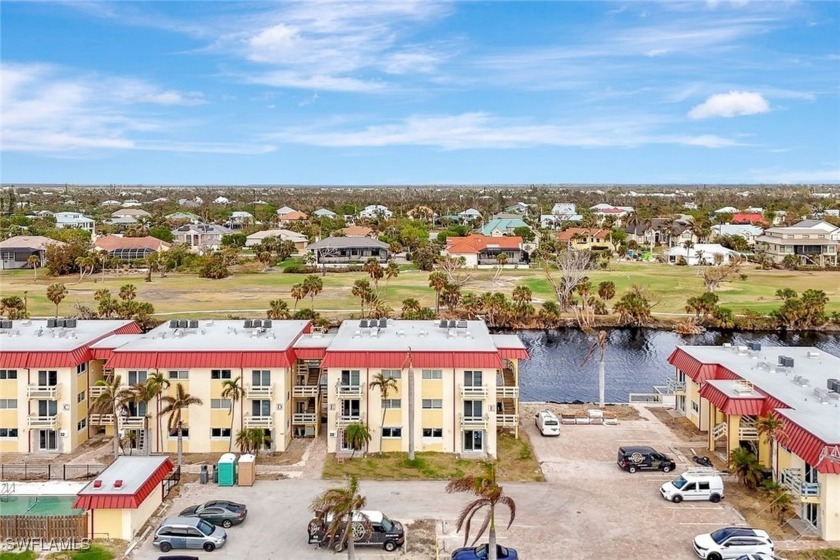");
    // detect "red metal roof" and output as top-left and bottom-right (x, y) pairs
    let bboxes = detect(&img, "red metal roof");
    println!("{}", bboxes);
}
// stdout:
(106, 352), (159, 369)
(0, 352), (29, 369)
(699, 383), (766, 416)
(667, 348), (718, 382)
(114, 323), (143, 335)
(26, 347), (90, 368)
(774, 412), (840, 474)
(292, 347), (327, 360)
(242, 351), (293, 368)
(154, 352), (244, 369)
(732, 213), (765, 224)
(90, 348), (114, 361)
(498, 348), (529, 360)
(74, 458), (174, 510)
(108, 351), (294, 370)
(321, 351), (503, 370)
